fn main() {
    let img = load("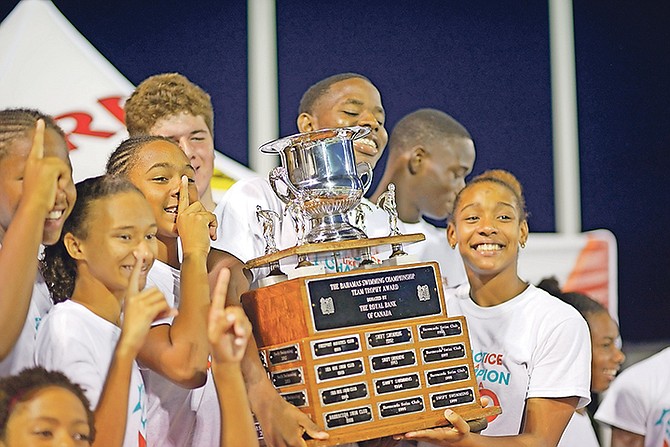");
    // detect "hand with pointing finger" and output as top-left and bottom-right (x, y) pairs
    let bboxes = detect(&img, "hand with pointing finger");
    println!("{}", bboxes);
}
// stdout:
(119, 252), (176, 356)
(21, 119), (76, 224)
(208, 268), (251, 364)
(176, 175), (218, 258)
